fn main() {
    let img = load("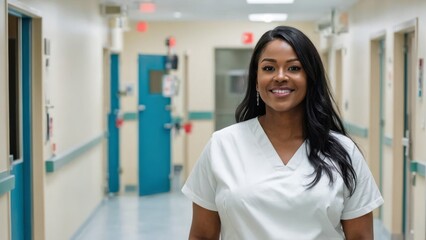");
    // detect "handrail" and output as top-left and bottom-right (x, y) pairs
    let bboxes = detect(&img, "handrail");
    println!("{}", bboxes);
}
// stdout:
(0, 171), (15, 196)
(45, 132), (107, 173)
(411, 161), (426, 177)
(343, 121), (368, 138)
